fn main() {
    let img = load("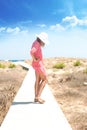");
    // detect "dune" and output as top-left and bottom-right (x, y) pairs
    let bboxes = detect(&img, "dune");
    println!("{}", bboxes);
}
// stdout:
(0, 57), (87, 130)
